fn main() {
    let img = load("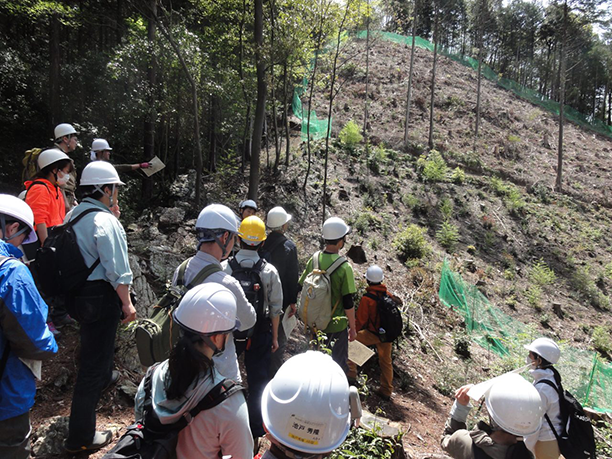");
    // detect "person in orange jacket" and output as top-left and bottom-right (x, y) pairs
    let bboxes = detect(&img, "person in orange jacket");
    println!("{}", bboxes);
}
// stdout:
(348, 264), (402, 401)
